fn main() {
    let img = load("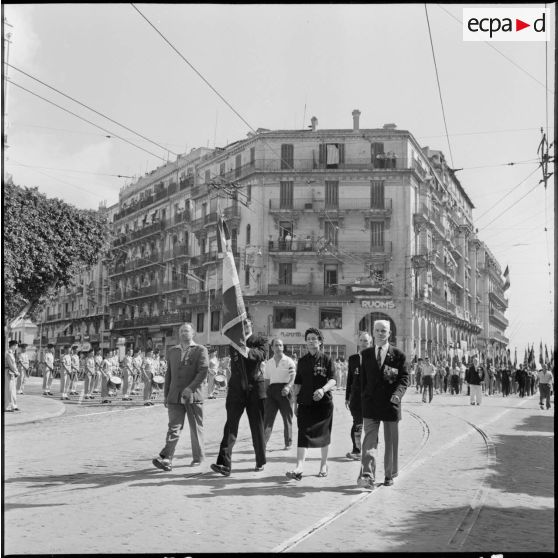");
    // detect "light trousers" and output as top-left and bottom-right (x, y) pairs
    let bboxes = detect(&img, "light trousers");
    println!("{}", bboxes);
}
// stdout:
(5, 372), (18, 410)
(470, 384), (483, 405)
(360, 418), (399, 480)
